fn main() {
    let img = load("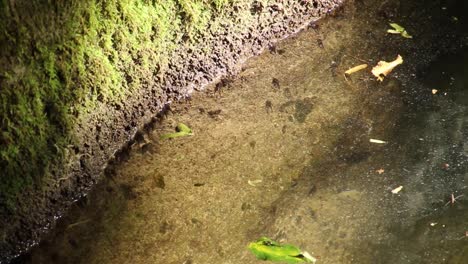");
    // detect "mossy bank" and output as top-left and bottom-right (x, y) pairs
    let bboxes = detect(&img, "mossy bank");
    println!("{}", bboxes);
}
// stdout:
(0, 0), (342, 261)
